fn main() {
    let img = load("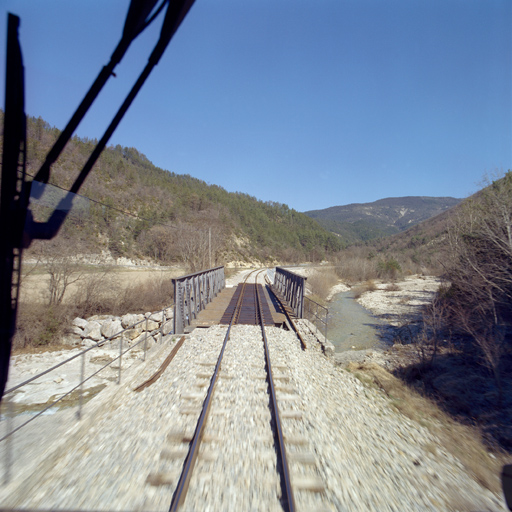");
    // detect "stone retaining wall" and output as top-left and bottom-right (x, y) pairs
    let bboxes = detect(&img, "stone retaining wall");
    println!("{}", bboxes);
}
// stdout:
(68, 308), (174, 349)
